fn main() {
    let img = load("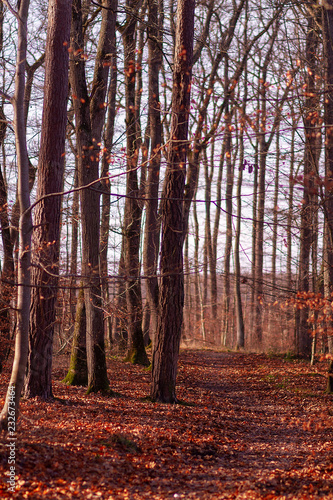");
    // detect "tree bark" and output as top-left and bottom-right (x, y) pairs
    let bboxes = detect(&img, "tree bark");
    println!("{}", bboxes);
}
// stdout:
(0, 0), (32, 430)
(296, 13), (320, 358)
(24, 0), (71, 400)
(142, 0), (163, 345)
(122, 0), (149, 366)
(322, 0), (333, 367)
(63, 287), (88, 385)
(99, 0), (118, 346)
(221, 95), (233, 346)
(151, 0), (195, 403)
(70, 0), (112, 393)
